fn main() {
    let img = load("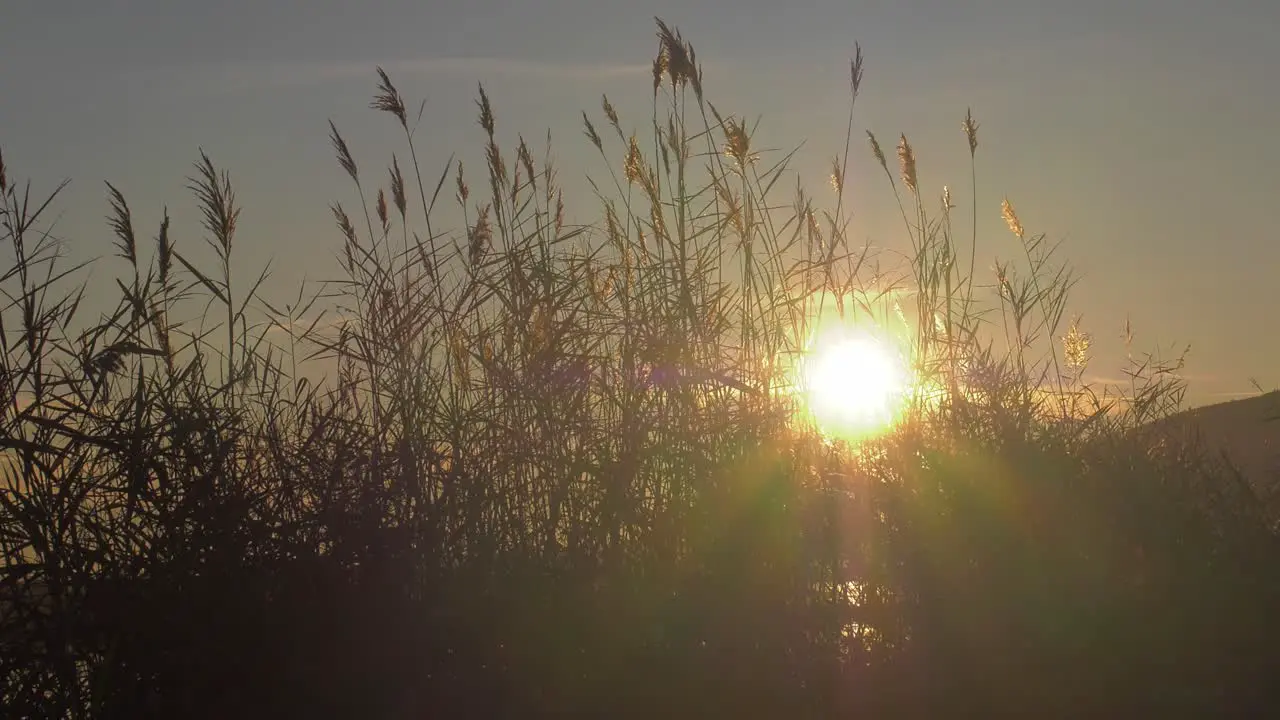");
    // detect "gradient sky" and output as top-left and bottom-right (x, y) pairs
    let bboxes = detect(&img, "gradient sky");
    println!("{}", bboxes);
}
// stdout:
(2, 0), (1277, 406)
